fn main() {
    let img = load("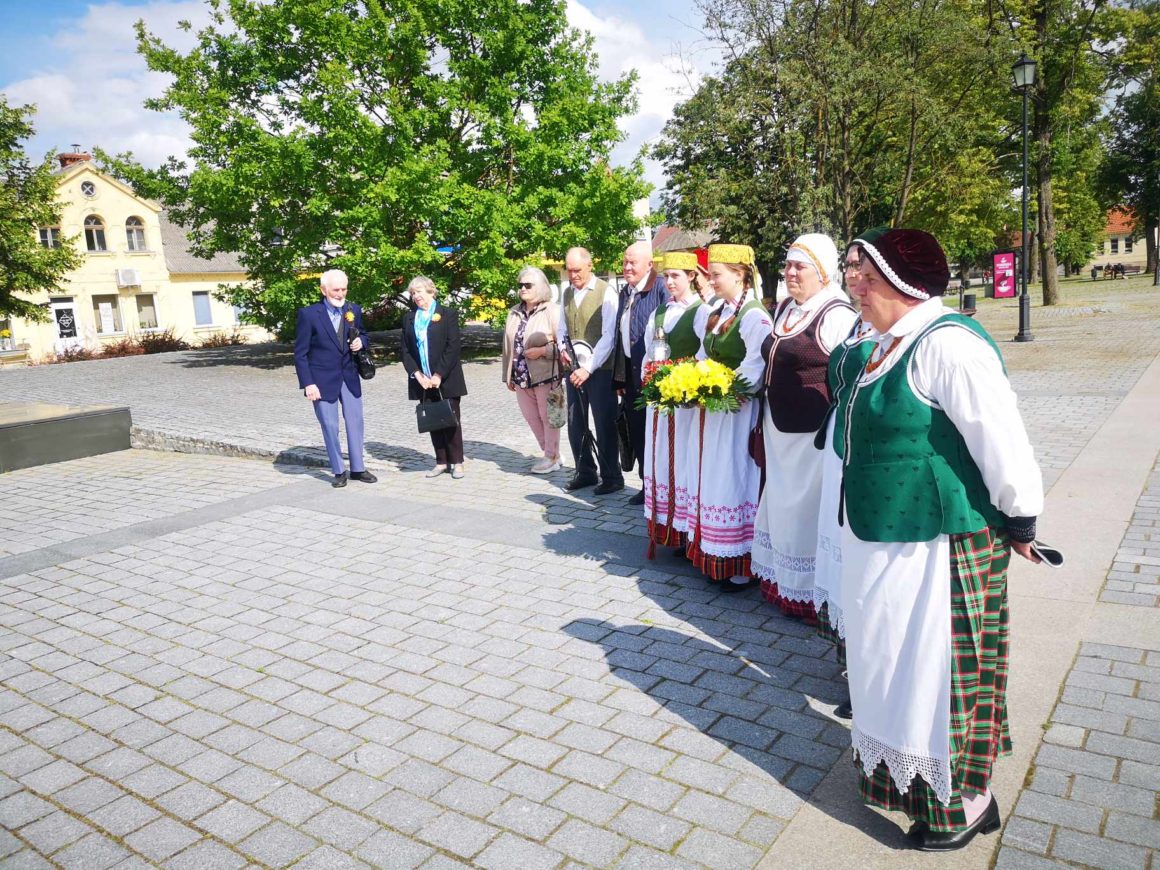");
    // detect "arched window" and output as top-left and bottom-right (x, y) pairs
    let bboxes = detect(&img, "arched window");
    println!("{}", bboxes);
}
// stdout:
(125, 217), (146, 252)
(84, 216), (107, 252)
